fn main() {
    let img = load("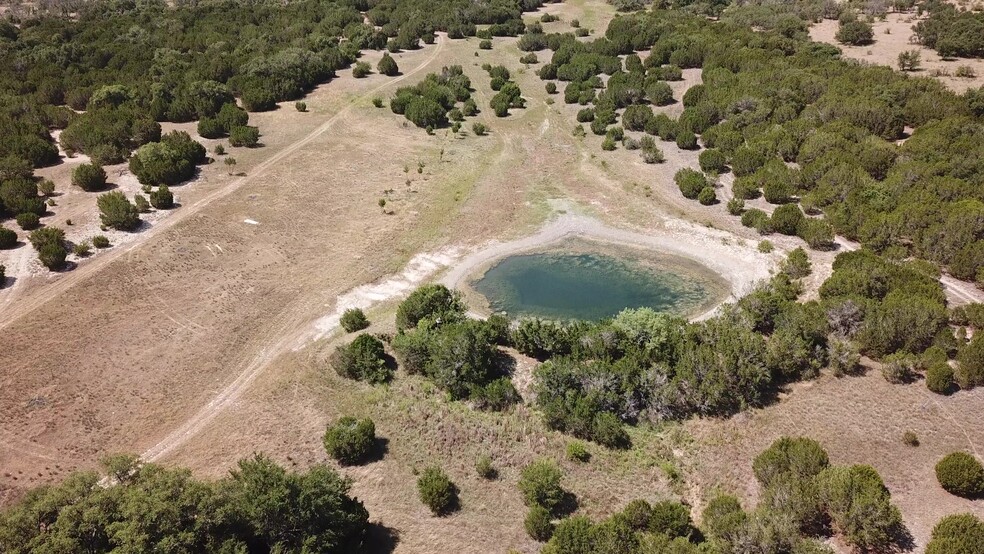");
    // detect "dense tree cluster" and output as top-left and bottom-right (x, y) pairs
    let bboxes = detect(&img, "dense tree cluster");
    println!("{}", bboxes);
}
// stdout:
(0, 0), (553, 175)
(129, 131), (206, 186)
(0, 454), (369, 553)
(540, 10), (984, 272)
(702, 437), (908, 553)
(391, 285), (516, 407)
(391, 66), (473, 129)
(914, 2), (984, 58)
(519, 437), (898, 553)
(819, 250), (948, 359)
(523, 259), (828, 446)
